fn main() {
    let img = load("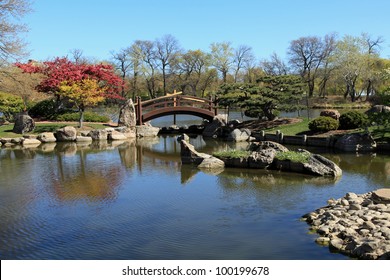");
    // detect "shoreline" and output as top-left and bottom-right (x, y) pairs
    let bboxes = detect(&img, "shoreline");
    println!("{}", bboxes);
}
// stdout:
(302, 189), (390, 260)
